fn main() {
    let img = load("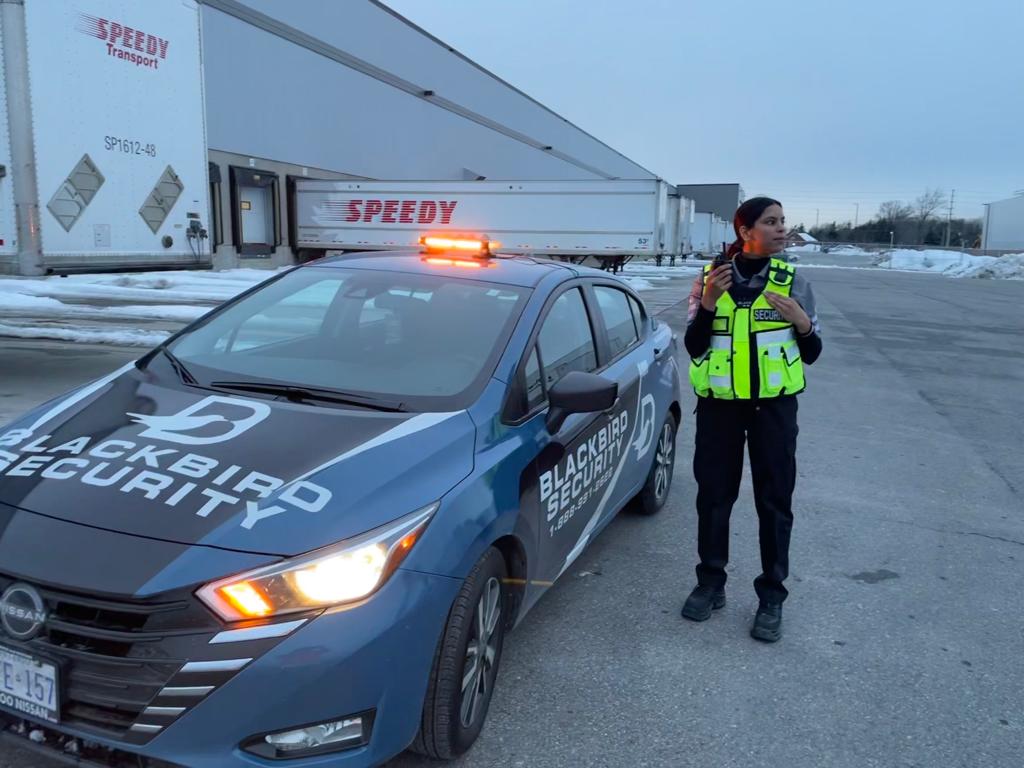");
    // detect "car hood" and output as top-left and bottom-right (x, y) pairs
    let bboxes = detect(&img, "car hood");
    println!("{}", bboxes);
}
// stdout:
(0, 364), (475, 556)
